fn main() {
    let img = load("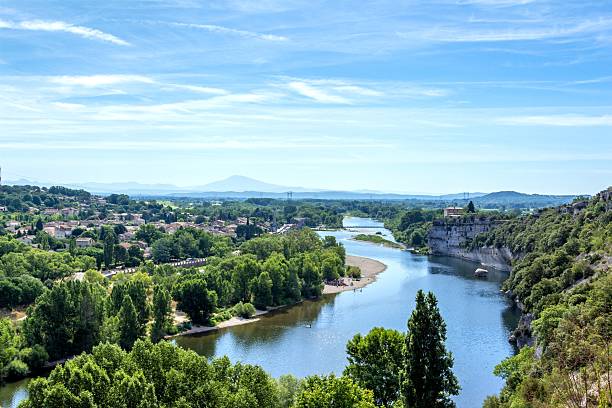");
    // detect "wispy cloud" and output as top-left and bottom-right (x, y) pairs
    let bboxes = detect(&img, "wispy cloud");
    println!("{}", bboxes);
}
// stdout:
(398, 18), (612, 43)
(169, 22), (288, 41)
(0, 19), (129, 45)
(49, 75), (153, 87)
(169, 84), (228, 95)
(0, 139), (389, 151)
(456, 0), (535, 6)
(286, 81), (351, 104)
(498, 114), (612, 126)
